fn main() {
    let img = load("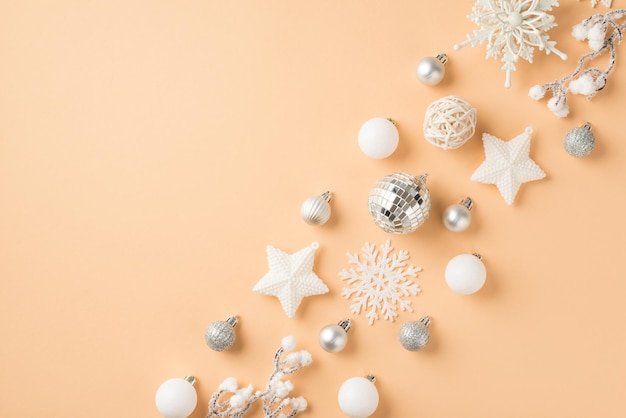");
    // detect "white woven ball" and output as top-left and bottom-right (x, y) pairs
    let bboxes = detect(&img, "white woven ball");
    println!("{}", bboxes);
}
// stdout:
(423, 96), (477, 150)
